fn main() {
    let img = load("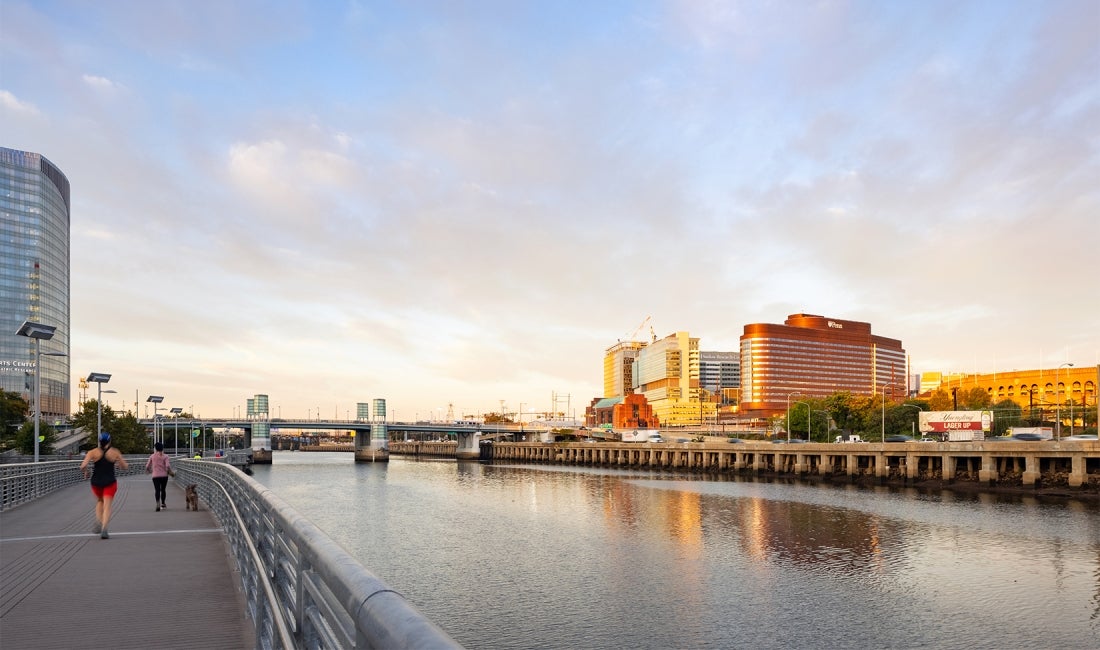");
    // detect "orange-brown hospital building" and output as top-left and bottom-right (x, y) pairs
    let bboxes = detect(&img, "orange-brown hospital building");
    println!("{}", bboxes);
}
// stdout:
(740, 314), (907, 416)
